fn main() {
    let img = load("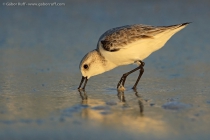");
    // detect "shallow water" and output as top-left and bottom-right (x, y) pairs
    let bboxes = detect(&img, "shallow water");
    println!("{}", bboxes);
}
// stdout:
(1, 0), (210, 139)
